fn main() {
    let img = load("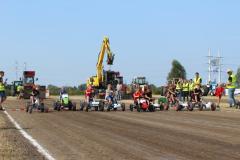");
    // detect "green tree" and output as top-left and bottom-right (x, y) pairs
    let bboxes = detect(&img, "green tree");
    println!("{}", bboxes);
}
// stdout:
(167, 59), (186, 81)
(47, 85), (60, 95)
(78, 83), (87, 91)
